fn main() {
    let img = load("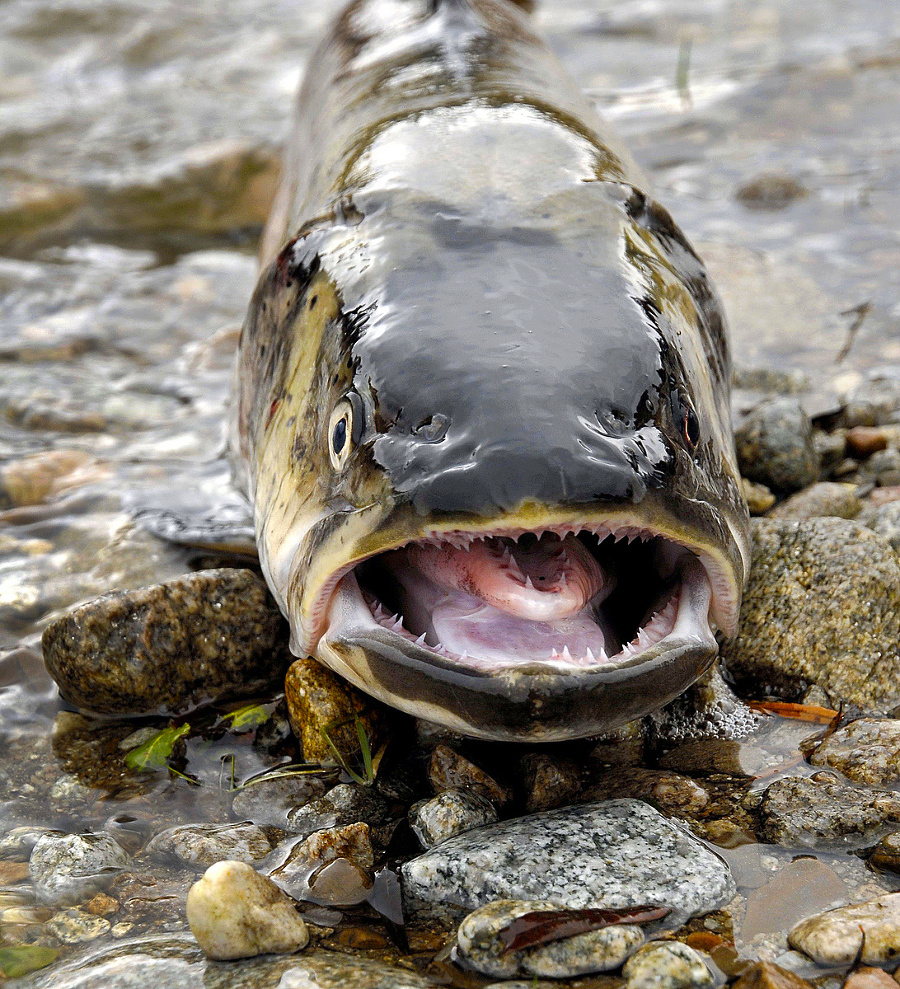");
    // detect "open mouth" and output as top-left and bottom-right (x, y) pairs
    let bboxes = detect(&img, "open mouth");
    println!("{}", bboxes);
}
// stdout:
(322, 521), (730, 674)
